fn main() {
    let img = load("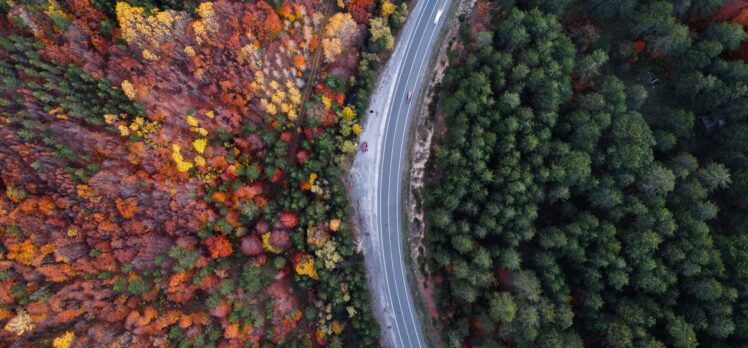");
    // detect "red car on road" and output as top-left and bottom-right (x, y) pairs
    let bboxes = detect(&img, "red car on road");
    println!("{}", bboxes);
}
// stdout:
(361, 141), (368, 152)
